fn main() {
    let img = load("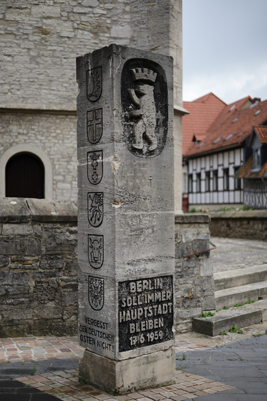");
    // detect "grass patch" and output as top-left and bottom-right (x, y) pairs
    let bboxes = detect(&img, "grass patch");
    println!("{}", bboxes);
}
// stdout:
(188, 208), (209, 213)
(216, 309), (221, 312)
(219, 207), (236, 211)
(252, 333), (265, 337)
(31, 364), (36, 376)
(219, 331), (227, 335)
(234, 299), (255, 307)
(183, 353), (187, 360)
(199, 312), (215, 318)
(240, 205), (254, 211)
(176, 365), (188, 370)
(229, 324), (244, 334)
(223, 306), (229, 310)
